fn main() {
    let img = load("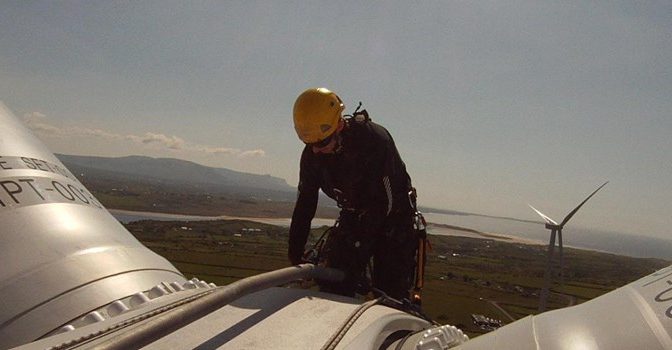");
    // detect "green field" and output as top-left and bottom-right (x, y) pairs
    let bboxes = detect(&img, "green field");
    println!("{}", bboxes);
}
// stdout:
(124, 218), (669, 337)
(80, 174), (340, 218)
